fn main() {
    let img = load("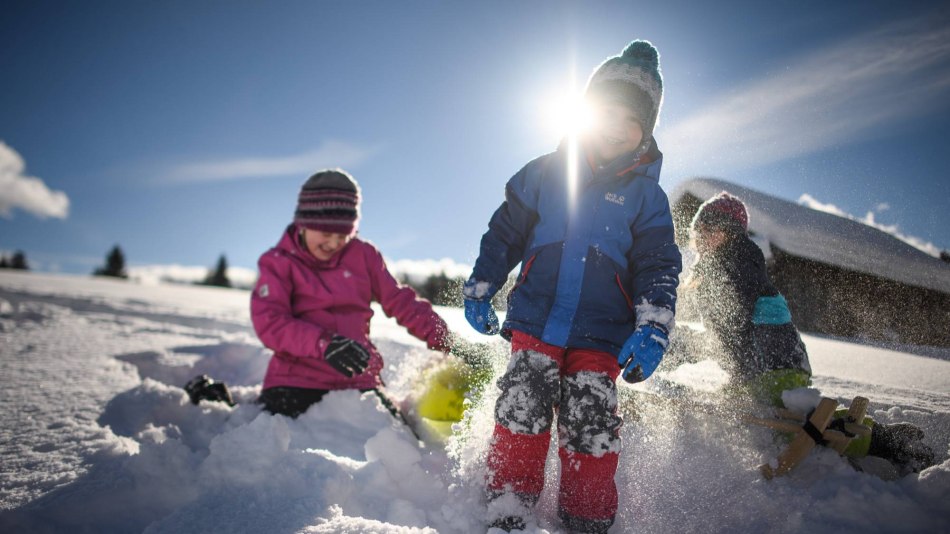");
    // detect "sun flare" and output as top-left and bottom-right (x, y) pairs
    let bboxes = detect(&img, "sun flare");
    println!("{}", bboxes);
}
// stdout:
(541, 91), (594, 139)
(540, 89), (592, 215)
